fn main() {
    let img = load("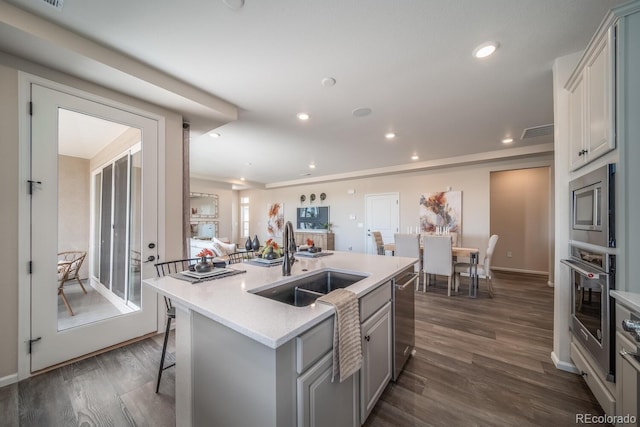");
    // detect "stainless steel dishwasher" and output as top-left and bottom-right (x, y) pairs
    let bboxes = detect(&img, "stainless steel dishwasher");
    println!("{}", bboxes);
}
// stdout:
(393, 268), (418, 380)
